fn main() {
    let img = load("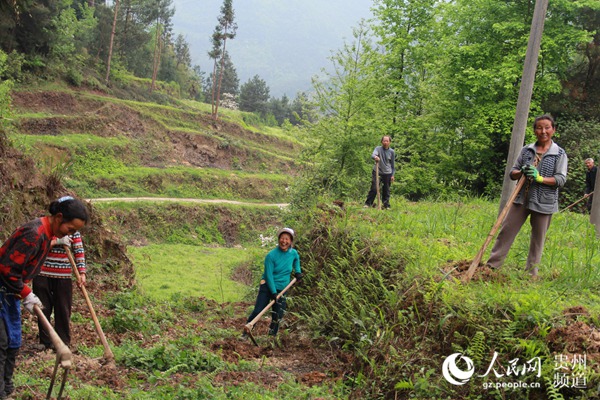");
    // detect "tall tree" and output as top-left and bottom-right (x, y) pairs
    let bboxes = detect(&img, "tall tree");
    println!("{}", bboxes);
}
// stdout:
(212, 0), (237, 121)
(372, 0), (437, 125)
(239, 74), (270, 114)
(104, 0), (119, 84)
(269, 94), (290, 125)
(303, 23), (381, 200)
(208, 25), (222, 114)
(173, 33), (190, 69)
(116, 0), (154, 77)
(149, 0), (173, 92)
(0, 0), (60, 54)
